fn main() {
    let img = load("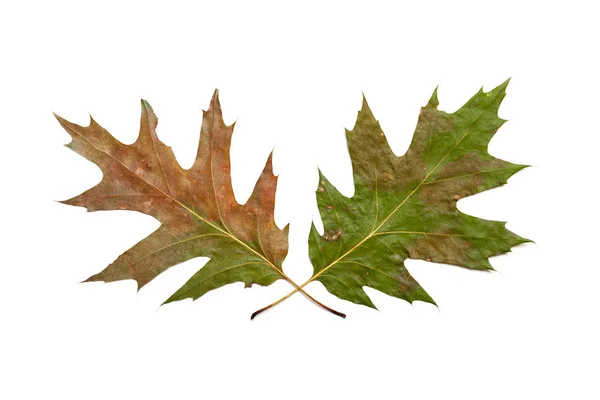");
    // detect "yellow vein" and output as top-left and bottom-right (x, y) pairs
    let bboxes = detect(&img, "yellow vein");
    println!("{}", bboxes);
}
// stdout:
(450, 236), (472, 259)
(256, 221), (272, 264)
(144, 110), (174, 196)
(312, 227), (327, 269)
(371, 168), (379, 233)
(373, 231), (511, 240)
(207, 108), (232, 235)
(81, 194), (163, 200)
(337, 260), (398, 281)
(253, 272), (282, 284)
(322, 181), (344, 259)
(316, 275), (364, 297)
(170, 261), (268, 300)
(422, 167), (522, 186)
(96, 233), (229, 279)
